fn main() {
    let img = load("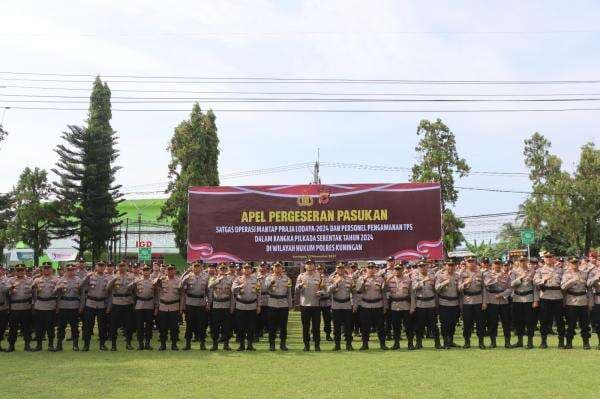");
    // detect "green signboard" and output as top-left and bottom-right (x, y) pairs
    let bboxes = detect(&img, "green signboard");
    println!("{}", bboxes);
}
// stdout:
(521, 229), (535, 245)
(138, 247), (152, 262)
